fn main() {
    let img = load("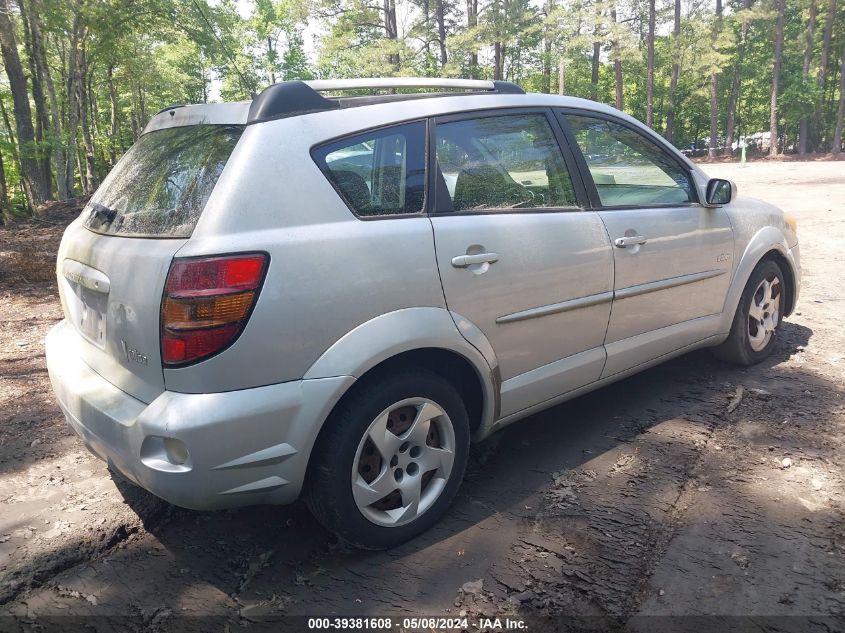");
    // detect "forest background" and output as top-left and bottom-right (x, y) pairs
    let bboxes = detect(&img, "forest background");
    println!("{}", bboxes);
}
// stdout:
(0, 0), (842, 218)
